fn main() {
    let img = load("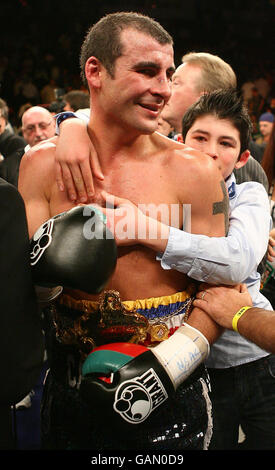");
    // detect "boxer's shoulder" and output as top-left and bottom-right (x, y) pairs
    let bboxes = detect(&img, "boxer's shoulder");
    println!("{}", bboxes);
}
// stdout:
(160, 141), (221, 194)
(23, 138), (57, 165)
(153, 131), (218, 175)
(19, 139), (57, 187)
